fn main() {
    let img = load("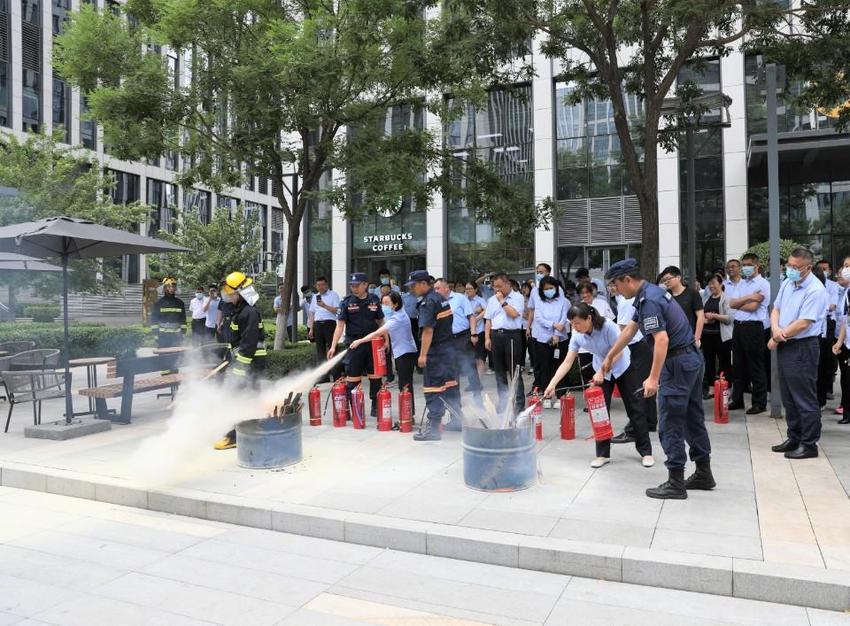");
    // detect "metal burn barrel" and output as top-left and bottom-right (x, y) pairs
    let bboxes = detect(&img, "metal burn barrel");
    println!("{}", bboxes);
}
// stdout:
(462, 422), (537, 492)
(236, 412), (302, 469)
